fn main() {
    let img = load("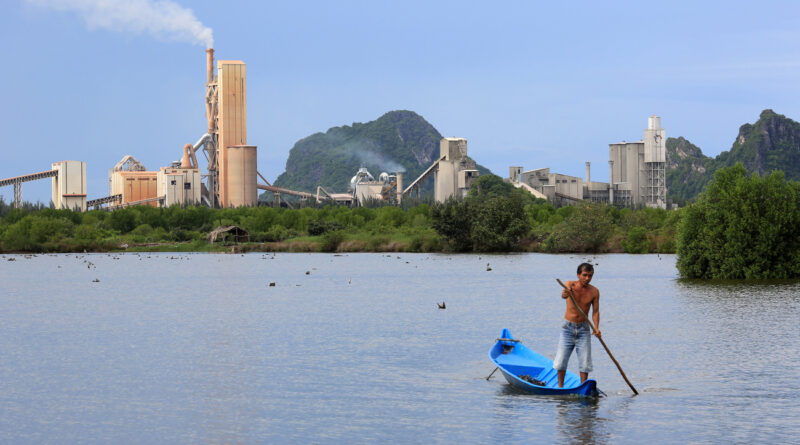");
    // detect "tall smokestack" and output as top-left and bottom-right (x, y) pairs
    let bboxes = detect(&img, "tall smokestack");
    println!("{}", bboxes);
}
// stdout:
(206, 48), (215, 85)
(585, 162), (591, 183)
(608, 160), (614, 205)
(396, 172), (403, 204)
(205, 48), (216, 135)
